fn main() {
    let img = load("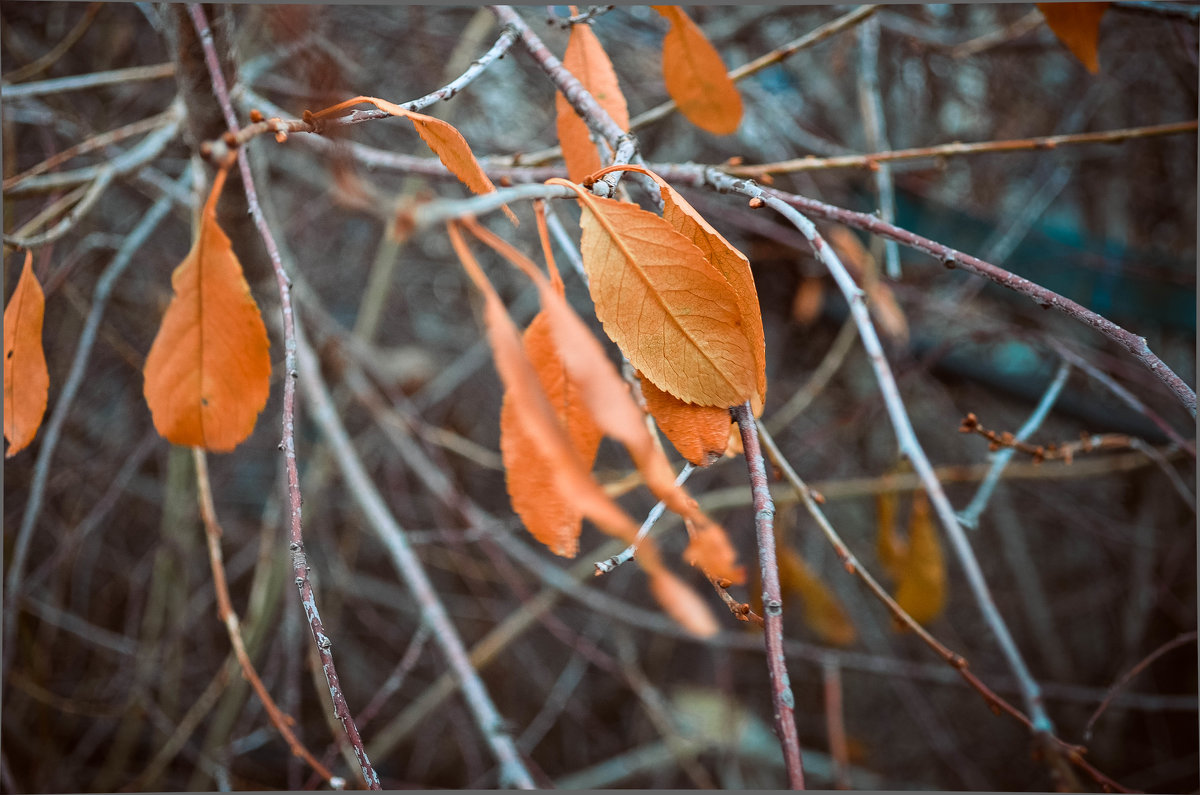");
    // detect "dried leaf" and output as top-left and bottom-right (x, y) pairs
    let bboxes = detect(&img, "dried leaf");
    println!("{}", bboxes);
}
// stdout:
(568, 189), (757, 408)
(652, 6), (743, 135)
(776, 539), (856, 647)
(893, 491), (946, 625)
(649, 568), (720, 638)
(312, 96), (517, 224)
(3, 251), (49, 457)
(1037, 2), (1110, 74)
(143, 161), (271, 452)
(638, 370), (729, 466)
(875, 479), (906, 582)
(684, 516), (745, 584)
(556, 22), (629, 183)
(501, 311), (604, 557)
